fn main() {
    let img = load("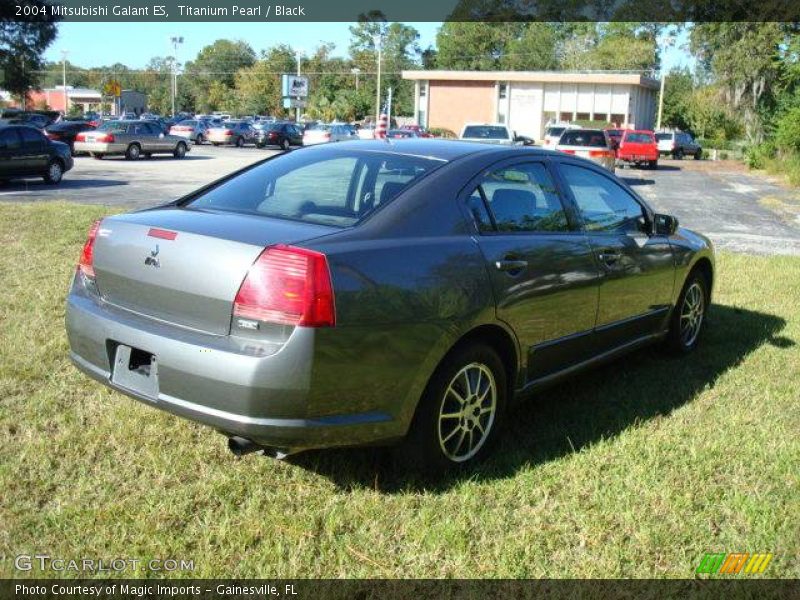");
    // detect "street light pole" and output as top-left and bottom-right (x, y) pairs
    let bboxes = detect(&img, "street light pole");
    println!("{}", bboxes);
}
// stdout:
(170, 36), (184, 117)
(656, 35), (675, 131)
(60, 50), (69, 115)
(373, 33), (382, 128)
